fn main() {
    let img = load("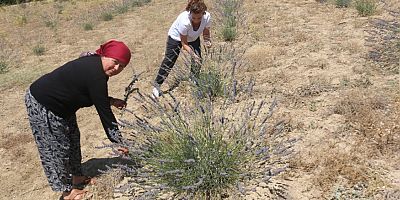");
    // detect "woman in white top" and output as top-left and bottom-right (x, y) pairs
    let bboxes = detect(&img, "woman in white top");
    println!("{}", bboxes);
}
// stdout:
(153, 0), (212, 97)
